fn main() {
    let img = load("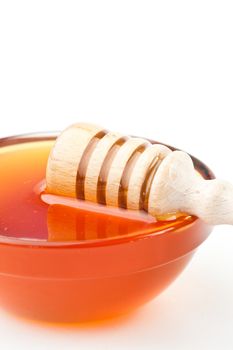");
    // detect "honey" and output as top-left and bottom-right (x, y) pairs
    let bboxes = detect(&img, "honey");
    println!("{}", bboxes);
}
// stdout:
(0, 135), (212, 322)
(0, 138), (190, 243)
